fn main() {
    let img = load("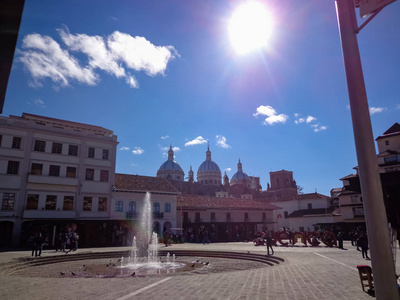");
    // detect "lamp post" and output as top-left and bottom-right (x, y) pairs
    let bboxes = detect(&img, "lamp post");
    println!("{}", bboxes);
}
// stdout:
(335, 0), (399, 298)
